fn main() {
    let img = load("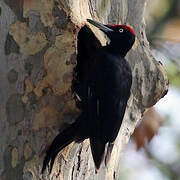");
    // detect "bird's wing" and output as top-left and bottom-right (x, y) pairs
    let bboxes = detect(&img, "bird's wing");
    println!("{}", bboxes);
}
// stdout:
(89, 54), (132, 142)
(87, 54), (132, 168)
(87, 89), (106, 170)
